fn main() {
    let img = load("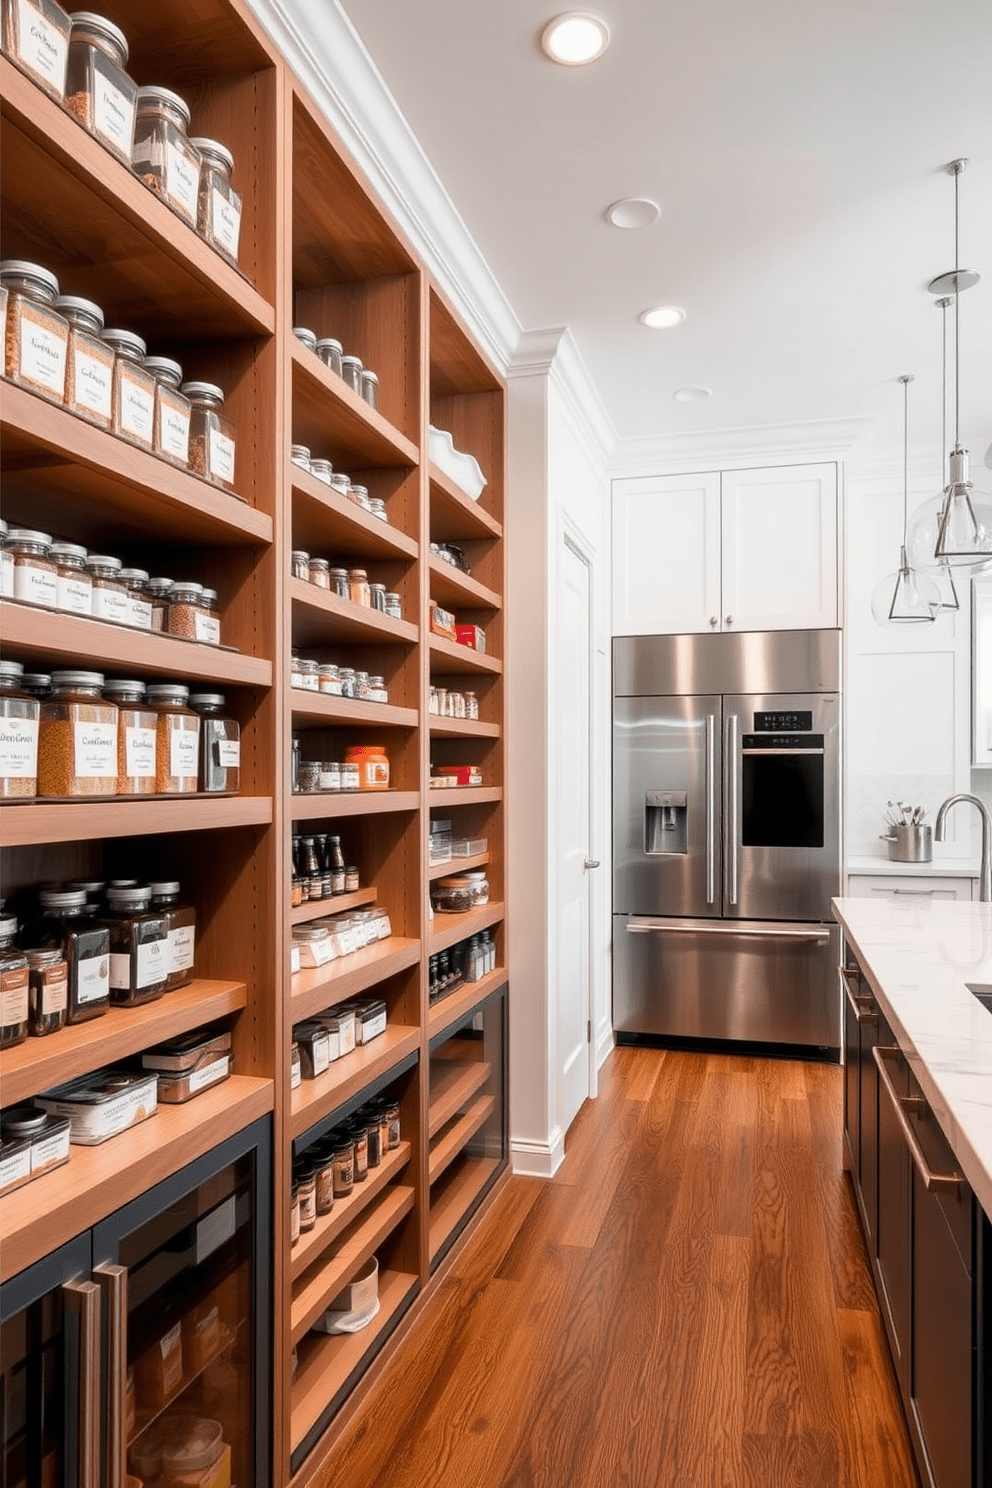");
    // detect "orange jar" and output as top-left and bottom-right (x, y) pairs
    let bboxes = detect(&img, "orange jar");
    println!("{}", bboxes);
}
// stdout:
(345, 745), (389, 791)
